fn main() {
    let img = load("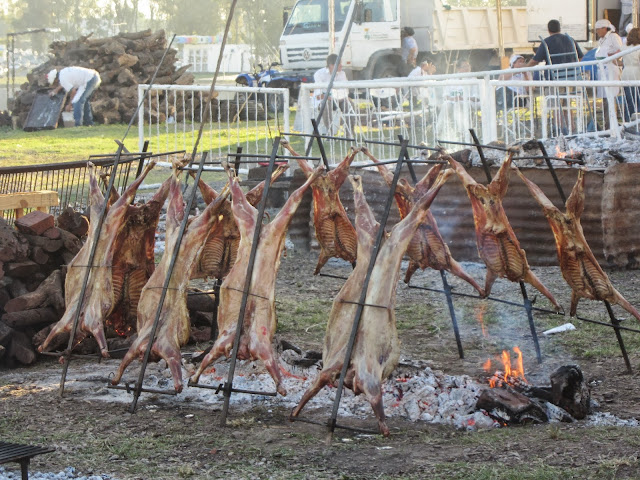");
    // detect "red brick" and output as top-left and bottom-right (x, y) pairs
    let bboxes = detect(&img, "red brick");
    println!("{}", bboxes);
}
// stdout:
(15, 211), (55, 236)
